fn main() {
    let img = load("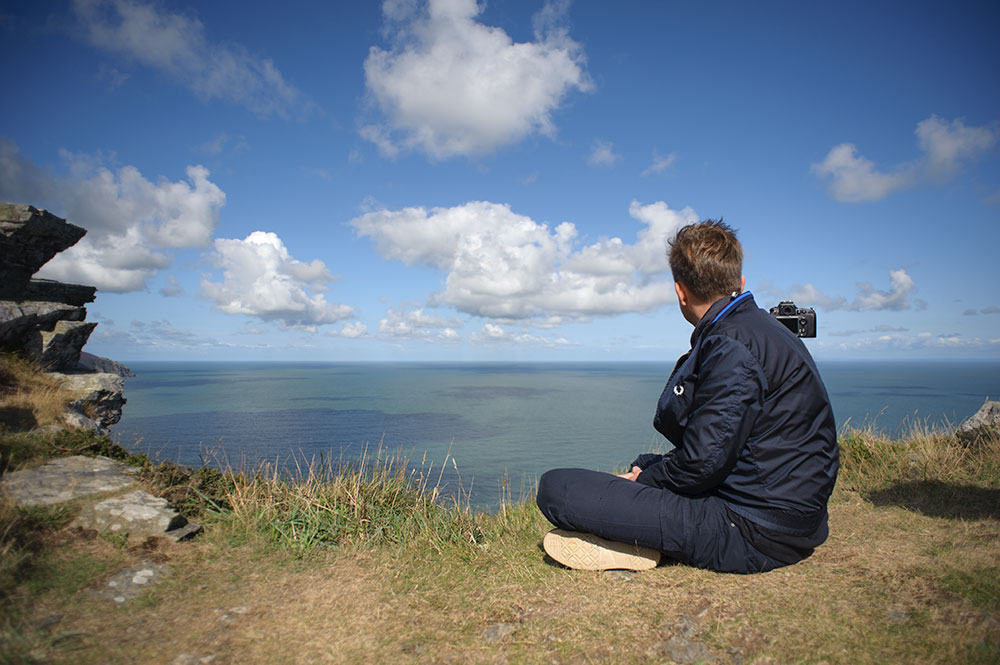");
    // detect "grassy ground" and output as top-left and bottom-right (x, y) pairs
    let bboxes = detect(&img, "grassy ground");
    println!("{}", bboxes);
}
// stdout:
(1, 354), (998, 664)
